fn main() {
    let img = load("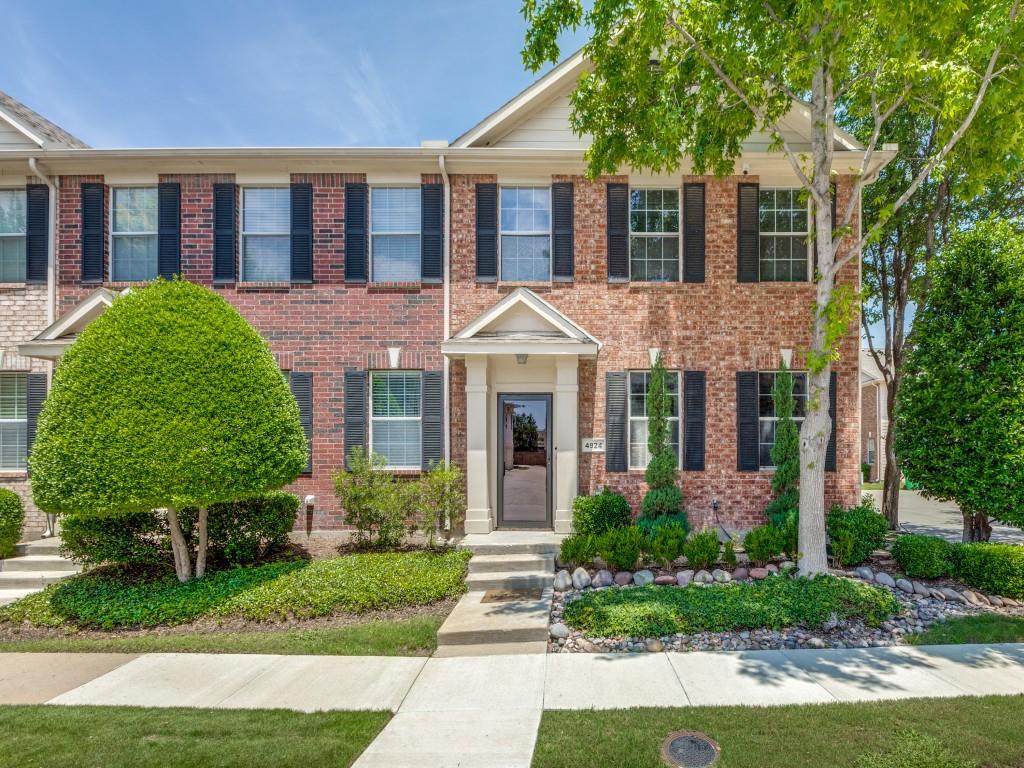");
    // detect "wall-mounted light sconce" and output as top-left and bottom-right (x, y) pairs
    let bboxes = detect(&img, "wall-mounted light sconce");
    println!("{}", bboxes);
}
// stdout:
(648, 347), (661, 366)
(780, 348), (793, 368)
(516, 353), (529, 365)
(387, 347), (402, 369)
